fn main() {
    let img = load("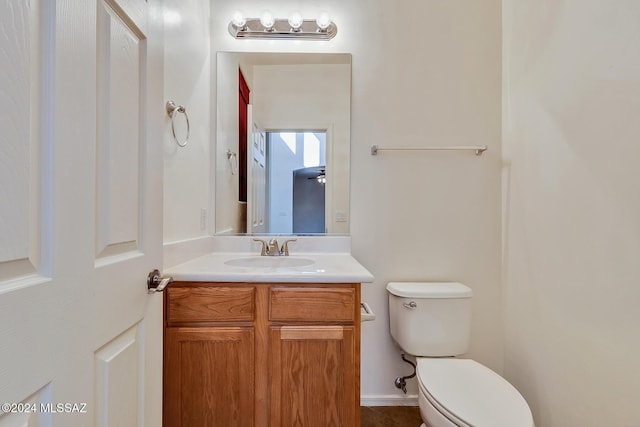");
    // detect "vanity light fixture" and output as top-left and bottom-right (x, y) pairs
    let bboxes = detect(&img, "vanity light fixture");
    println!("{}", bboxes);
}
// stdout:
(259, 10), (276, 31)
(228, 11), (337, 40)
(316, 12), (331, 31)
(288, 11), (303, 32)
(231, 11), (246, 29)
